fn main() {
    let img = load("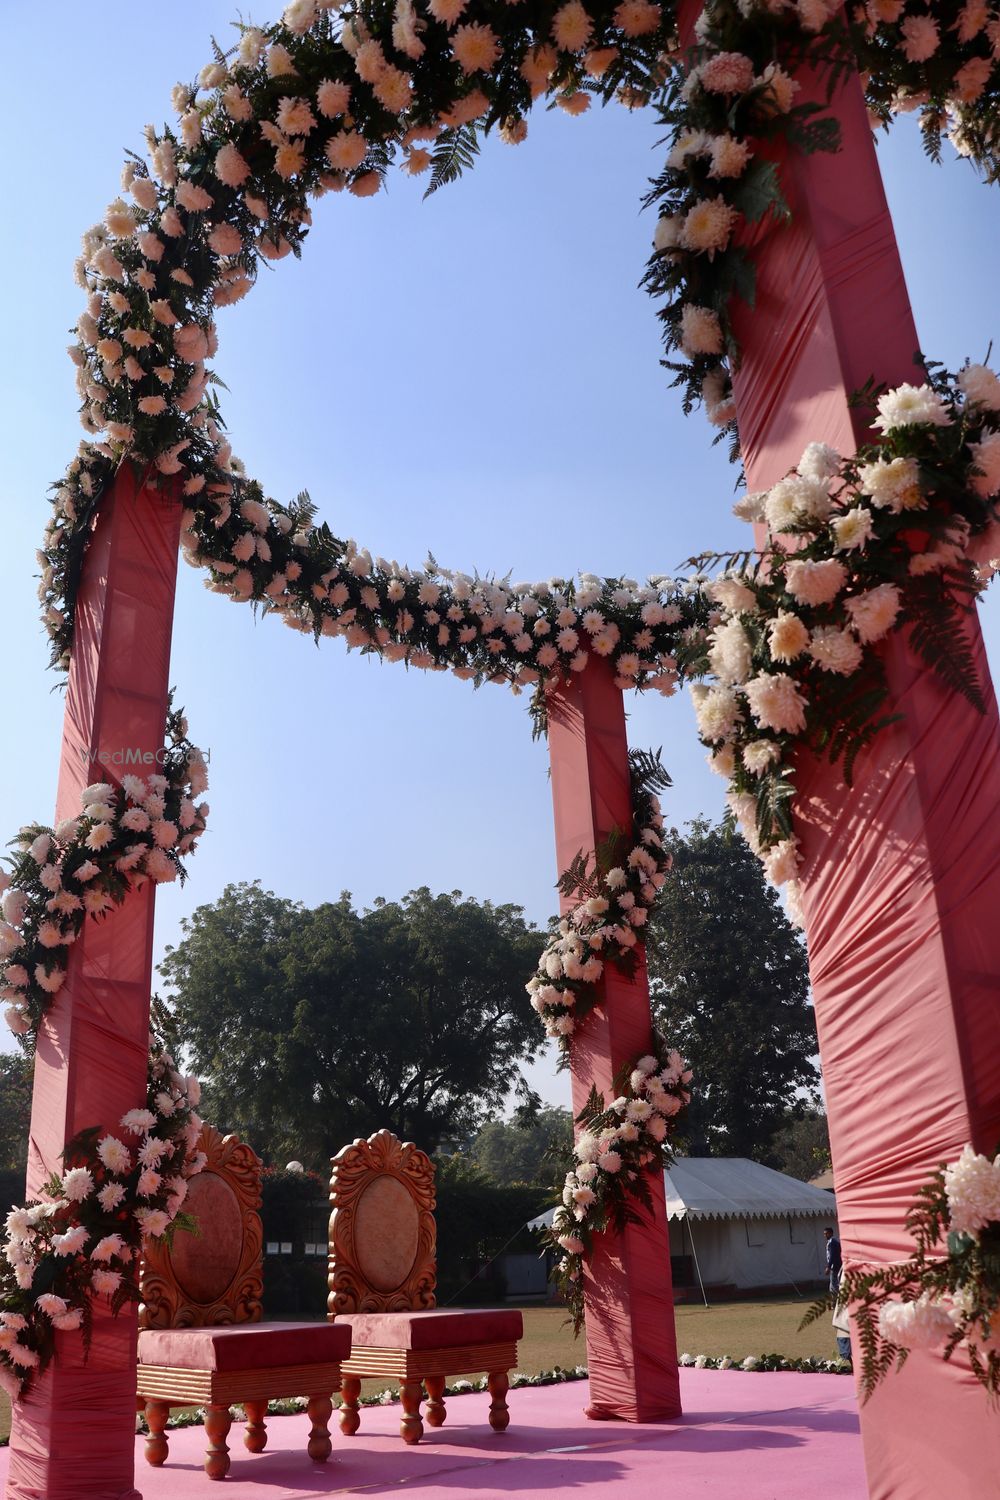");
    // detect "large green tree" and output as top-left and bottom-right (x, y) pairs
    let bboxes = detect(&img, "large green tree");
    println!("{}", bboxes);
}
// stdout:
(769, 1108), (832, 1182)
(0, 1052), (32, 1174)
(466, 1106), (573, 1187)
(646, 819), (818, 1163)
(159, 882), (544, 1166)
